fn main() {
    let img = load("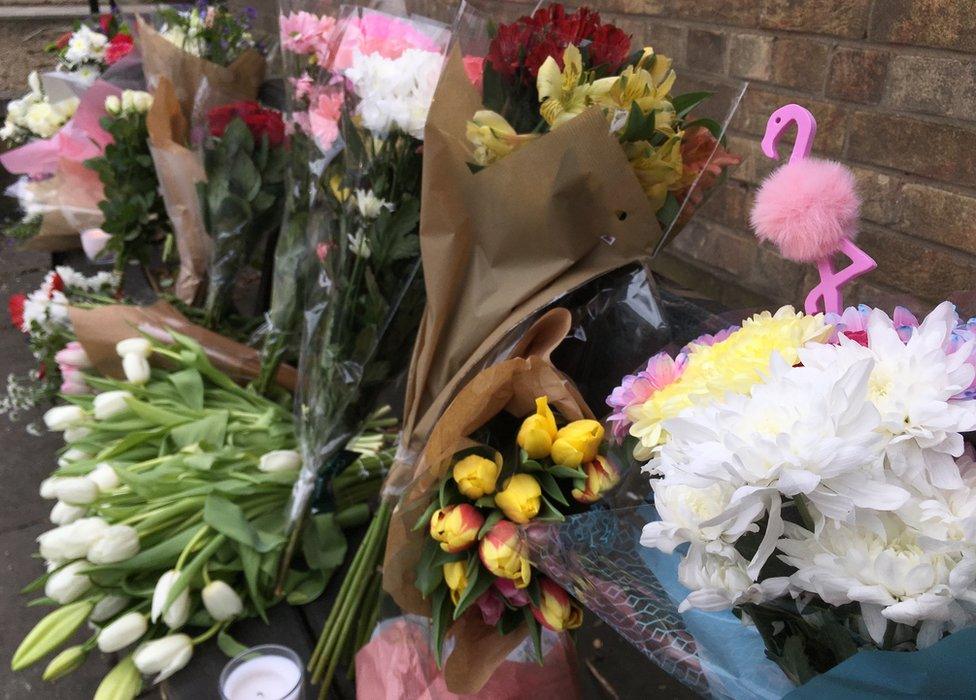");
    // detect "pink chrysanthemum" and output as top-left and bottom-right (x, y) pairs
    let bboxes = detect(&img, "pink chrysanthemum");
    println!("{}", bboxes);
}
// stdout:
(606, 352), (686, 440)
